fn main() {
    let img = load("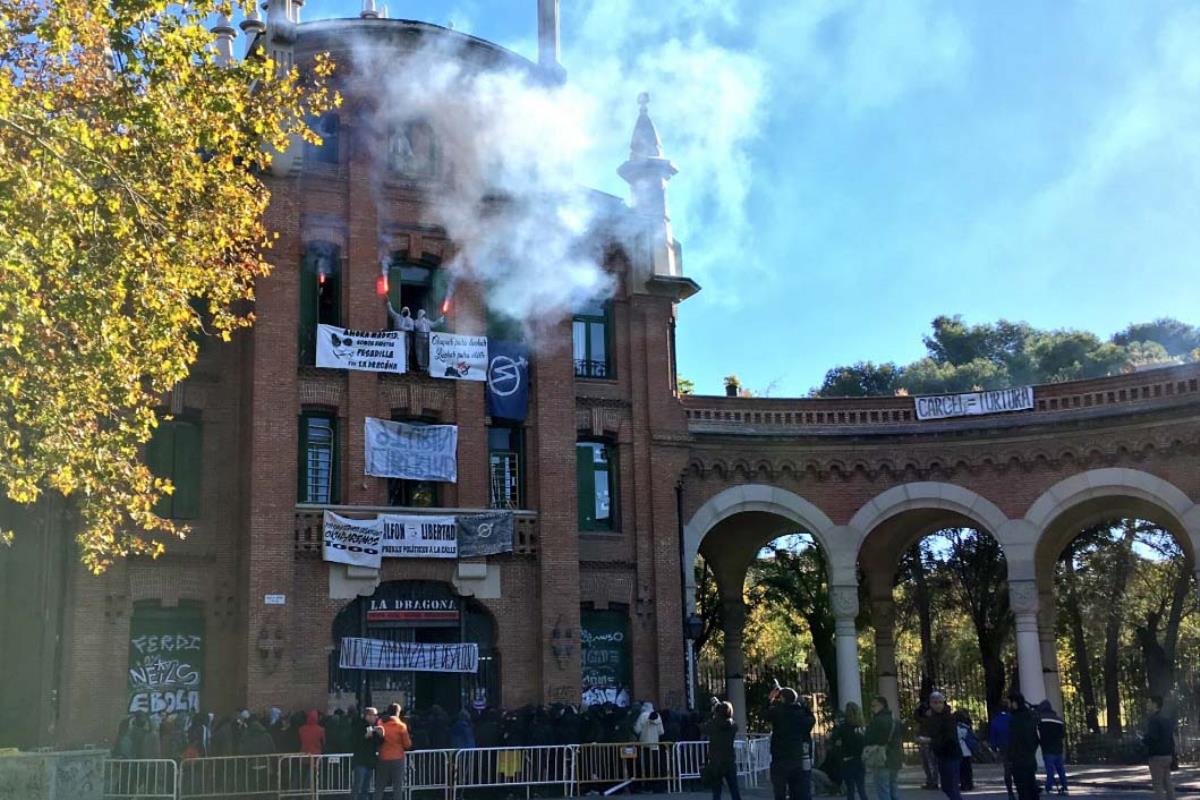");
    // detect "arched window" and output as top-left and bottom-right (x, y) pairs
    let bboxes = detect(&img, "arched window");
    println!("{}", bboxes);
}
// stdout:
(576, 439), (617, 531)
